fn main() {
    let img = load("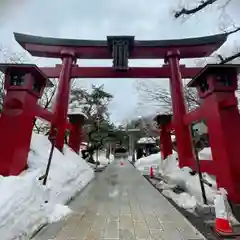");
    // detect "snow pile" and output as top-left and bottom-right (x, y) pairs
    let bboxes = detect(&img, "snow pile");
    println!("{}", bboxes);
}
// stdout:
(159, 153), (217, 204)
(134, 151), (178, 176)
(48, 204), (73, 223)
(185, 173), (217, 204)
(162, 190), (197, 211)
(128, 152), (137, 162)
(203, 173), (217, 188)
(68, 107), (87, 118)
(0, 133), (94, 240)
(134, 153), (161, 175)
(199, 147), (212, 160)
(171, 135), (176, 141)
(135, 149), (218, 210)
(0, 171), (48, 239)
(98, 152), (114, 165)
